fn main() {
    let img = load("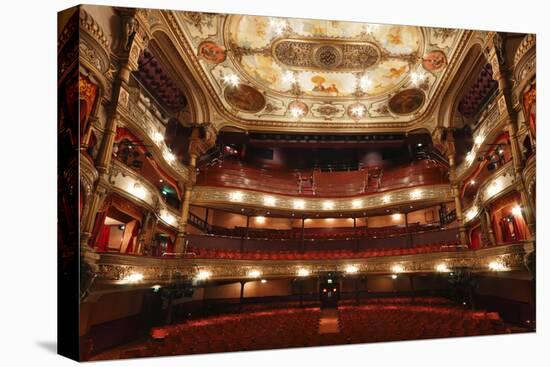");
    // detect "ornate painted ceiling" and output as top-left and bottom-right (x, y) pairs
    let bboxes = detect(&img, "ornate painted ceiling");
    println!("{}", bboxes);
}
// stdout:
(170, 11), (469, 130)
